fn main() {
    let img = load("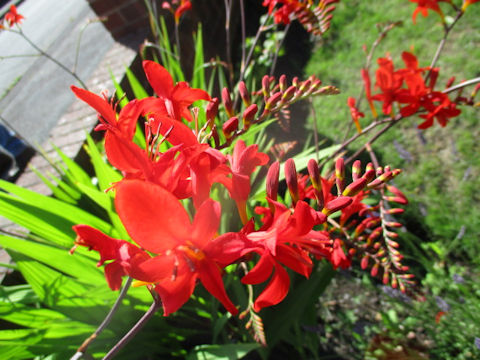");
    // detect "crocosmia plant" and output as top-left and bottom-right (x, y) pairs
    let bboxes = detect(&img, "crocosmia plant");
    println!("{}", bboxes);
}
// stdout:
(0, 0), (479, 359)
